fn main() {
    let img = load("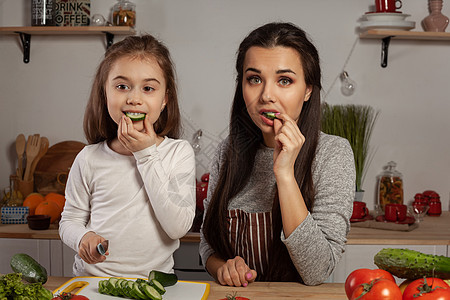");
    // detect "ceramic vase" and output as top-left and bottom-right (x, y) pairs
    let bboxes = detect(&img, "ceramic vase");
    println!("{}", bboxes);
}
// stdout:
(422, 0), (449, 32)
